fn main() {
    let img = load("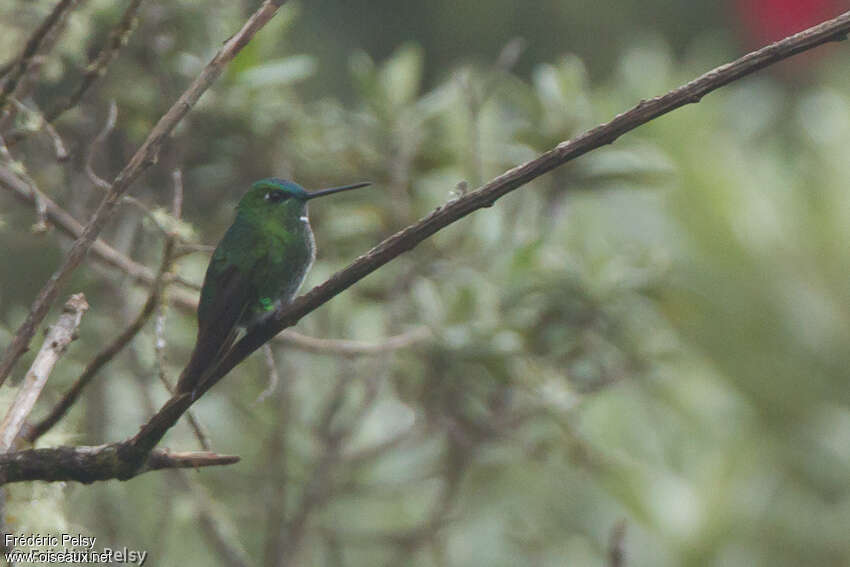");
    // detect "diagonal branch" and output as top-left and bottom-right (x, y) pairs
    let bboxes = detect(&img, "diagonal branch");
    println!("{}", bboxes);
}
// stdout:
(1, 8), (848, 485)
(0, 294), (89, 452)
(0, 0), (290, 387)
(0, 446), (239, 484)
(46, 0), (147, 125)
(22, 238), (176, 445)
(0, 0), (82, 112)
(209, 10), (850, 392)
(6, 98), (68, 159)
(172, 469), (252, 567)
(277, 327), (431, 356)
(5, 0), (147, 147)
(0, 164), (201, 294)
(135, 9), (850, 465)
